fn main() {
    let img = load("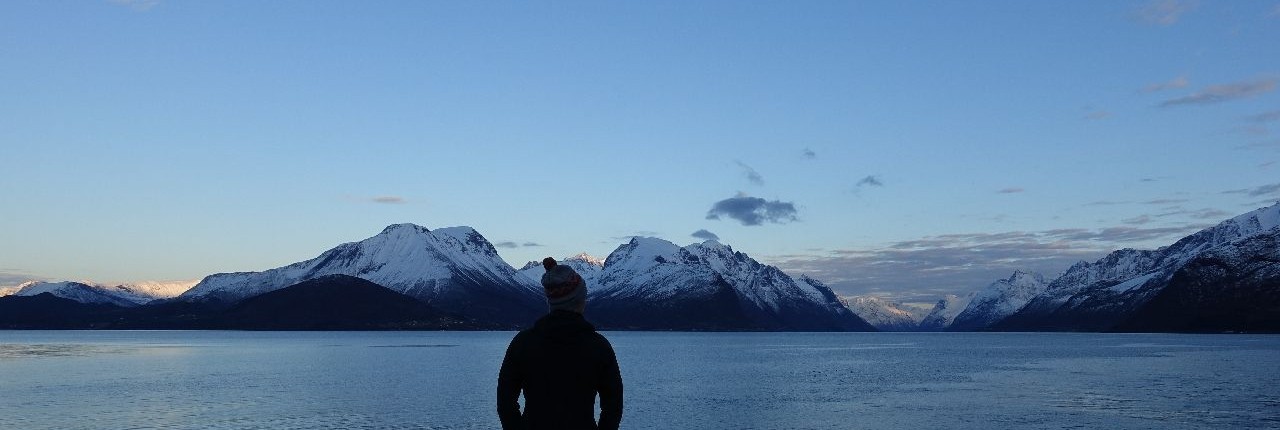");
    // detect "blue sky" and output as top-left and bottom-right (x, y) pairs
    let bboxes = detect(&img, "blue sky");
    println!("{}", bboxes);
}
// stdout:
(2, 0), (1278, 303)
